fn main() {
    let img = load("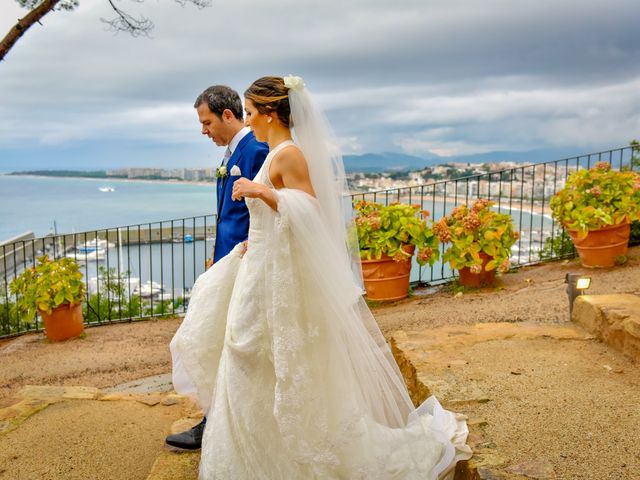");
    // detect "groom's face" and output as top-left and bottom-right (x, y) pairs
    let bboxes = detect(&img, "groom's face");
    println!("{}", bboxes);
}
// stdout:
(197, 103), (231, 146)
